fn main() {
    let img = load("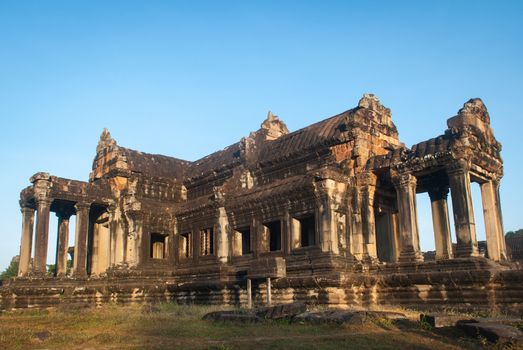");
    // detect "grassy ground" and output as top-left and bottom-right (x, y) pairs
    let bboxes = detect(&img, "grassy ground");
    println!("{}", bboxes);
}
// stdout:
(0, 303), (493, 350)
